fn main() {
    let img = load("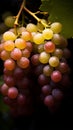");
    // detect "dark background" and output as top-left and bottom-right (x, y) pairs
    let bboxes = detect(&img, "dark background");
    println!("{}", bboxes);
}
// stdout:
(0, 0), (73, 130)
